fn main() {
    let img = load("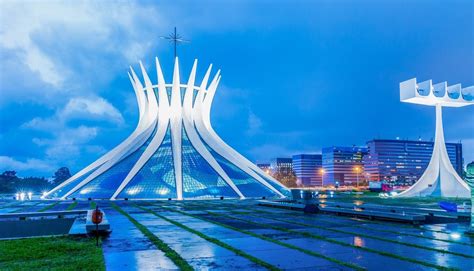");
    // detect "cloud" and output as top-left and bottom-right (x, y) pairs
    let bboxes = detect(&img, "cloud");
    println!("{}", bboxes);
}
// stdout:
(40, 126), (99, 159)
(61, 97), (124, 125)
(20, 96), (115, 171)
(246, 110), (263, 136)
(26, 125), (106, 173)
(22, 96), (124, 130)
(0, 1), (166, 105)
(0, 156), (56, 174)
